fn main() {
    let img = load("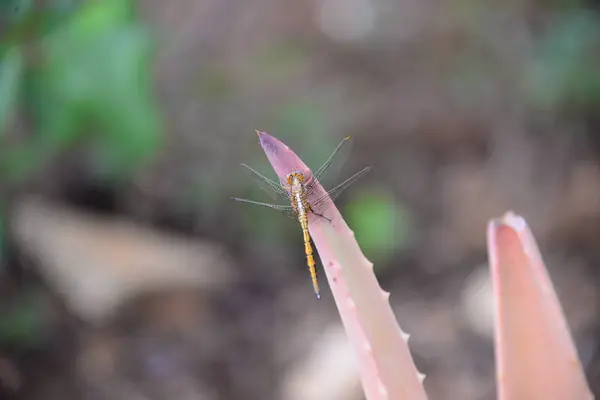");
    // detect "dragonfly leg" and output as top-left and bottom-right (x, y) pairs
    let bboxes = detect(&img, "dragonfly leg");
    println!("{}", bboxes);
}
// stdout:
(311, 210), (332, 222)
